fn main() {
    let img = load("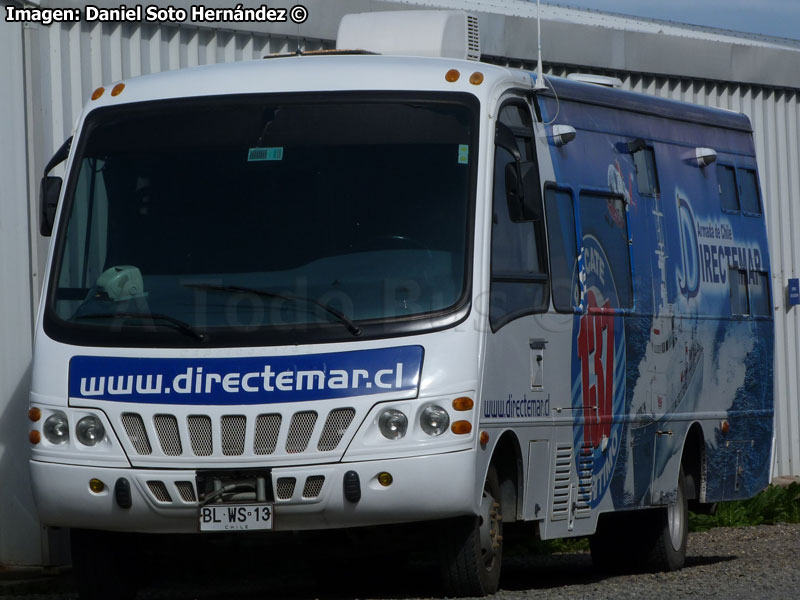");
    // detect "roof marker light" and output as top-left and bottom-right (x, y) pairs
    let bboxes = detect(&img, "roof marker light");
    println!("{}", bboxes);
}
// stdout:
(469, 72), (484, 86)
(552, 124), (577, 147)
(91, 87), (105, 100)
(111, 83), (126, 97)
(695, 147), (718, 167)
(445, 69), (461, 82)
